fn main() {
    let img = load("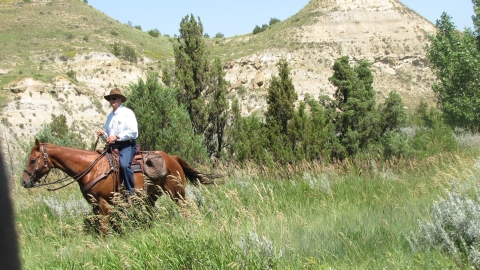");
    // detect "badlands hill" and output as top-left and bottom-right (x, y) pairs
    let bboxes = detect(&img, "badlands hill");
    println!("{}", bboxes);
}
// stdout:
(213, 0), (437, 114)
(0, 0), (437, 171)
